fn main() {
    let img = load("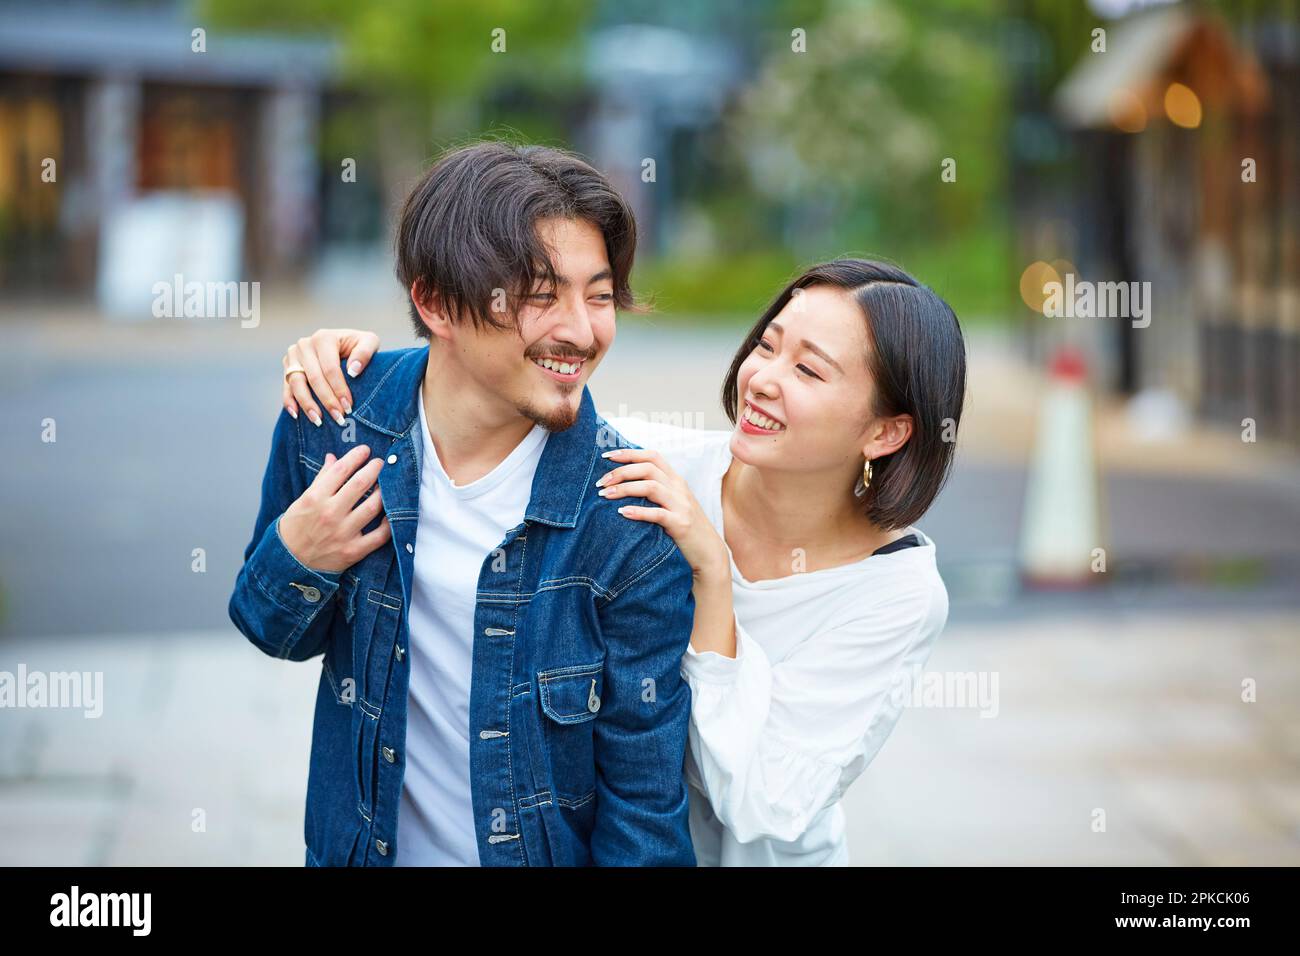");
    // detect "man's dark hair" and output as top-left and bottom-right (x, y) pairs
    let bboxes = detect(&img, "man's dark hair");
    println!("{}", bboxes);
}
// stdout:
(721, 258), (968, 531)
(395, 140), (639, 336)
